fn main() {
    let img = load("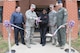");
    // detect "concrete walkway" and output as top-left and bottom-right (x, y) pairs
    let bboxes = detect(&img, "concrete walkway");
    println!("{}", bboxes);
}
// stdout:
(11, 32), (79, 53)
